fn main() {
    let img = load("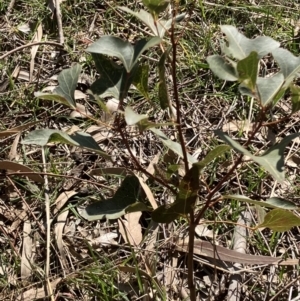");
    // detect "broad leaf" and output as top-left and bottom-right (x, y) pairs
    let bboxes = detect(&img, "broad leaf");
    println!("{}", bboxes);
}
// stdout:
(158, 48), (171, 109)
(216, 130), (300, 182)
(237, 51), (259, 91)
(119, 7), (185, 38)
(124, 107), (148, 125)
(150, 128), (197, 164)
(54, 64), (81, 108)
(34, 92), (74, 108)
(78, 176), (148, 220)
(142, 0), (169, 19)
(220, 25), (280, 60)
(223, 195), (297, 210)
(152, 165), (199, 223)
(194, 145), (230, 172)
(124, 107), (174, 132)
(265, 197), (298, 210)
(257, 208), (300, 232)
(256, 74), (284, 106)
(87, 36), (161, 73)
(35, 64), (81, 109)
(239, 73), (284, 106)
(290, 84), (300, 113)
(90, 53), (135, 100)
(207, 55), (238, 81)
(272, 48), (300, 88)
(22, 129), (111, 160)
(132, 64), (150, 99)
